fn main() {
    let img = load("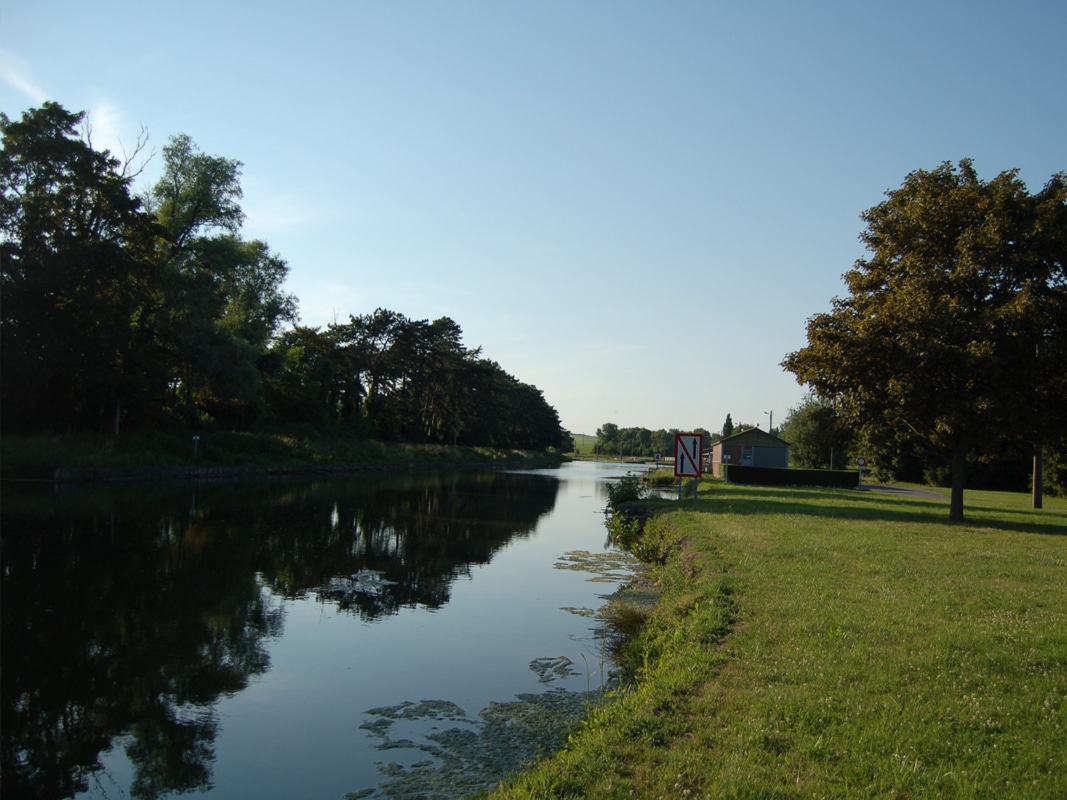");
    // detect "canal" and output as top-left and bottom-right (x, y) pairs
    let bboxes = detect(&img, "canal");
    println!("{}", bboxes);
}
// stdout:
(1, 461), (652, 799)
